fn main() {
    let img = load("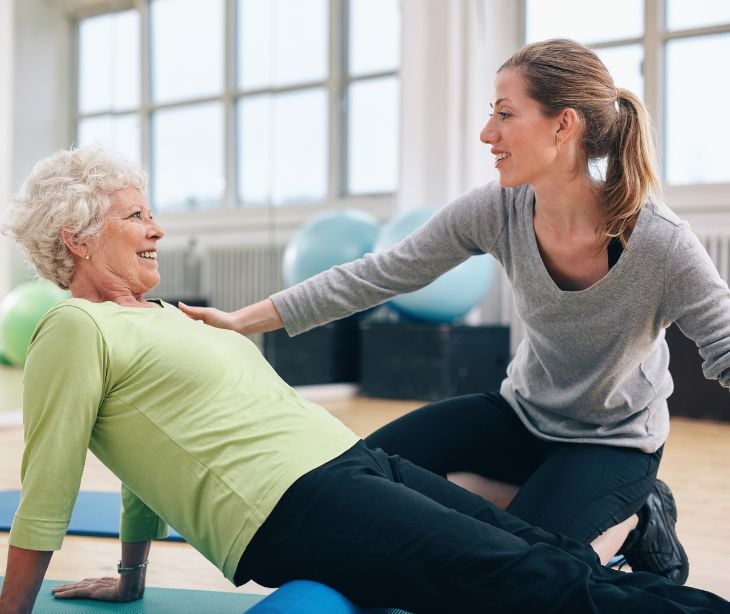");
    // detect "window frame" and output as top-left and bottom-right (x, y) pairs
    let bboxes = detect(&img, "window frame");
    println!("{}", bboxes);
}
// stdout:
(70, 0), (400, 231)
(521, 0), (730, 211)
